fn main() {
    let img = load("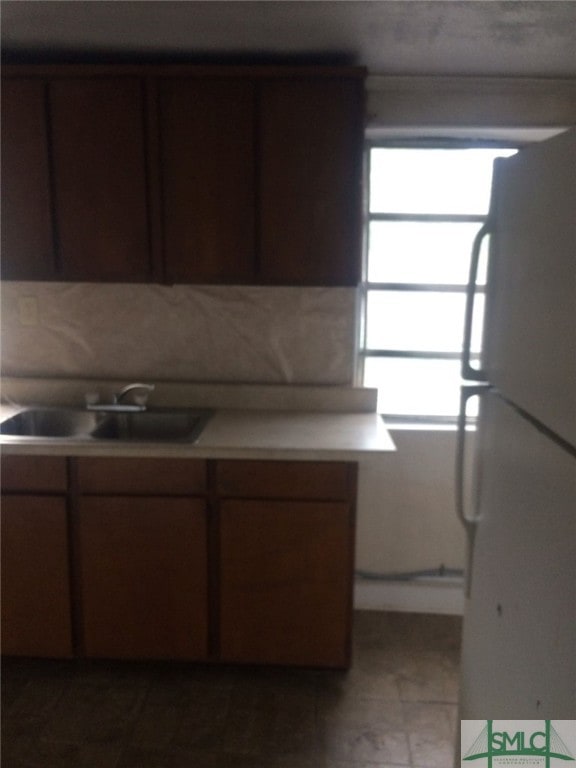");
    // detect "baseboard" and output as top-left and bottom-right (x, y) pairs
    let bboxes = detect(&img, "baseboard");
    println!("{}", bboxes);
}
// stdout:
(354, 577), (465, 615)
